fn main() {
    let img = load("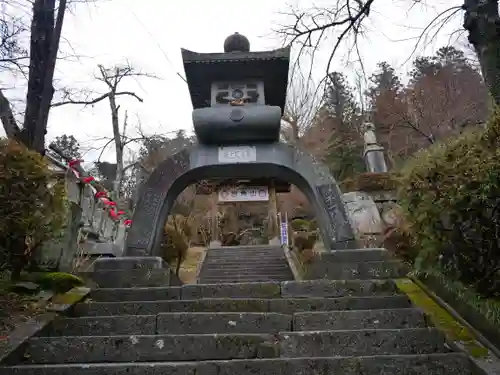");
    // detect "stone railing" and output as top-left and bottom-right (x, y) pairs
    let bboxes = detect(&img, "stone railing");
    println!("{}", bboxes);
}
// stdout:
(35, 151), (126, 272)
